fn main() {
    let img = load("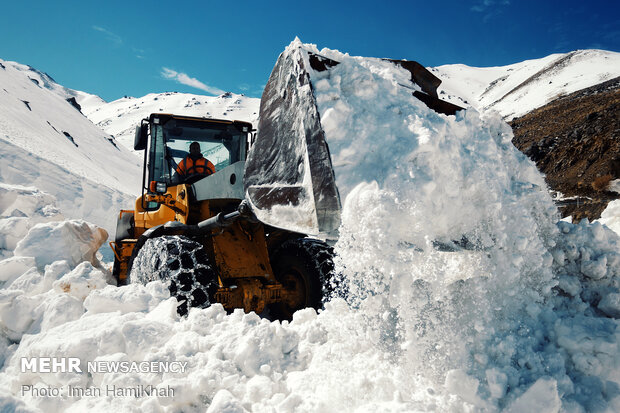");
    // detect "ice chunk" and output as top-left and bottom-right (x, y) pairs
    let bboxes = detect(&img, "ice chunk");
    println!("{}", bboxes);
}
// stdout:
(5, 267), (43, 294)
(0, 292), (37, 337)
(445, 369), (479, 404)
(505, 378), (560, 413)
(485, 368), (508, 399)
(84, 283), (169, 314)
(580, 255), (607, 280)
(0, 256), (36, 283)
(557, 275), (581, 297)
(52, 262), (109, 300)
(14, 220), (108, 269)
(598, 293), (620, 318)
(0, 217), (30, 252)
(206, 389), (248, 413)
